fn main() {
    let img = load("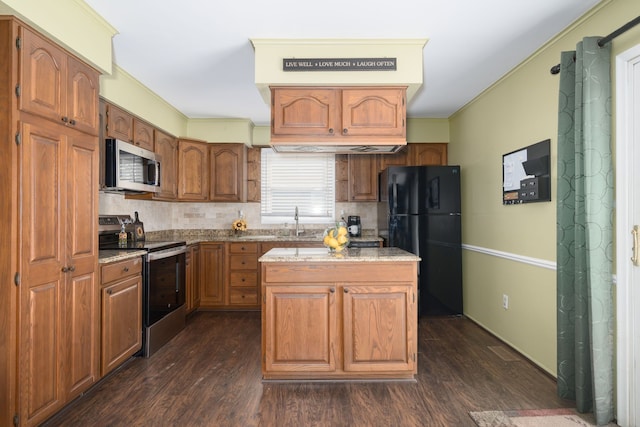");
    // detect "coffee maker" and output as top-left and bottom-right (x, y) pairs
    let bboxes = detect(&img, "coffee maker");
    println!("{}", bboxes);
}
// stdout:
(347, 215), (361, 237)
